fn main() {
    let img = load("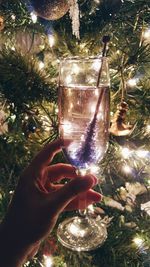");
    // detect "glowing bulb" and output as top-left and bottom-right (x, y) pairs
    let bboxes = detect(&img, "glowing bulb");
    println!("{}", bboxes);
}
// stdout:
(11, 14), (16, 20)
(136, 150), (149, 158)
(39, 61), (45, 70)
(31, 12), (37, 23)
(127, 78), (138, 87)
(48, 34), (55, 48)
(55, 108), (59, 113)
(122, 165), (132, 174)
(121, 147), (132, 159)
(43, 255), (53, 267)
(133, 237), (144, 247)
(11, 46), (15, 51)
(143, 28), (150, 41)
